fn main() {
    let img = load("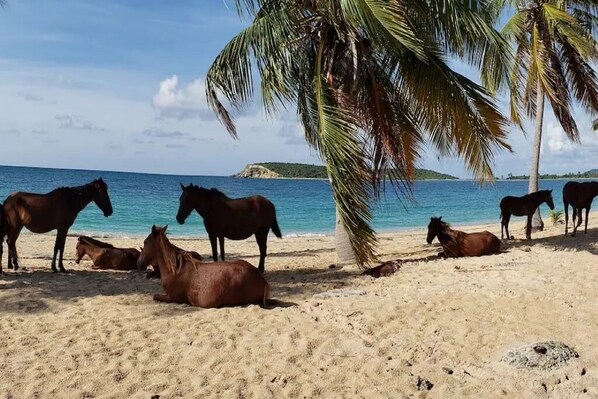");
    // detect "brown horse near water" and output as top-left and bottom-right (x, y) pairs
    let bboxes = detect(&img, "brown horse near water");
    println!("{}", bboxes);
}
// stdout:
(426, 217), (501, 257)
(3, 178), (113, 272)
(0, 204), (6, 274)
(176, 184), (281, 273)
(499, 190), (555, 240)
(563, 181), (598, 236)
(137, 225), (270, 308)
(75, 236), (140, 271)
